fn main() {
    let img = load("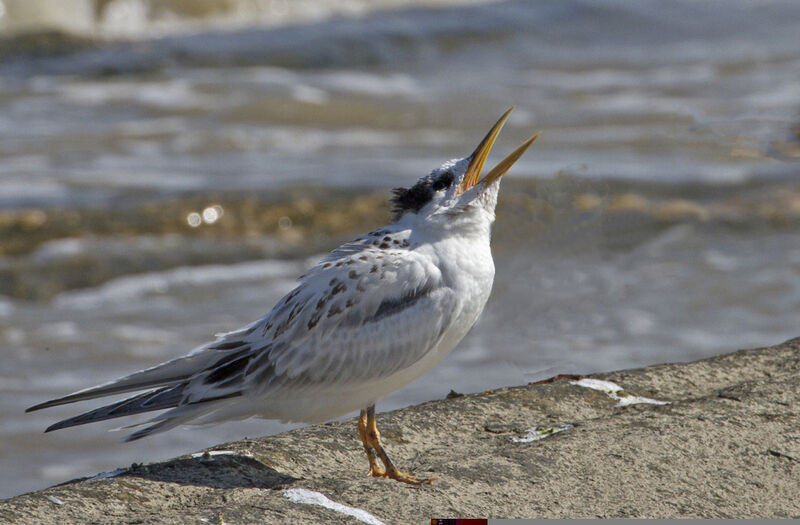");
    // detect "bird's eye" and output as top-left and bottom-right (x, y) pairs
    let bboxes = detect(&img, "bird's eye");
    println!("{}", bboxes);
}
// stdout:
(432, 171), (454, 191)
